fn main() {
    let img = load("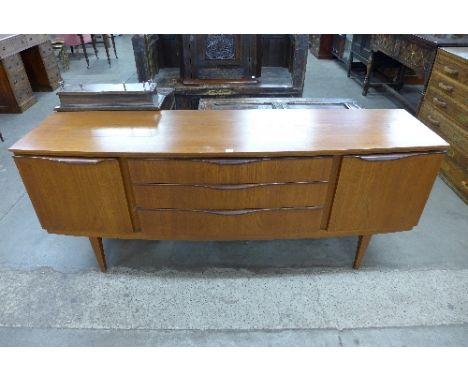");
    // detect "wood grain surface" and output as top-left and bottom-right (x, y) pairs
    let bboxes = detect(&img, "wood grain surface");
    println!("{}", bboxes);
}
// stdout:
(9, 109), (448, 157)
(14, 156), (134, 235)
(328, 152), (445, 232)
